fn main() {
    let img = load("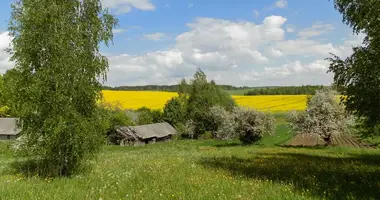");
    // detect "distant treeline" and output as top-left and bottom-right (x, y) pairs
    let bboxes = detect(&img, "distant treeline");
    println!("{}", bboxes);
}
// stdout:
(102, 85), (254, 92)
(244, 85), (327, 95)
